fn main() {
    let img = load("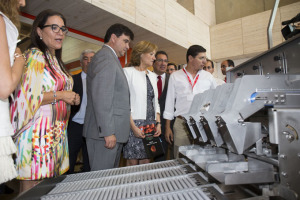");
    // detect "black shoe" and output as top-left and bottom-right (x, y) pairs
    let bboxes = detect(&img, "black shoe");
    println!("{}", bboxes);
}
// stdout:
(0, 184), (14, 194)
